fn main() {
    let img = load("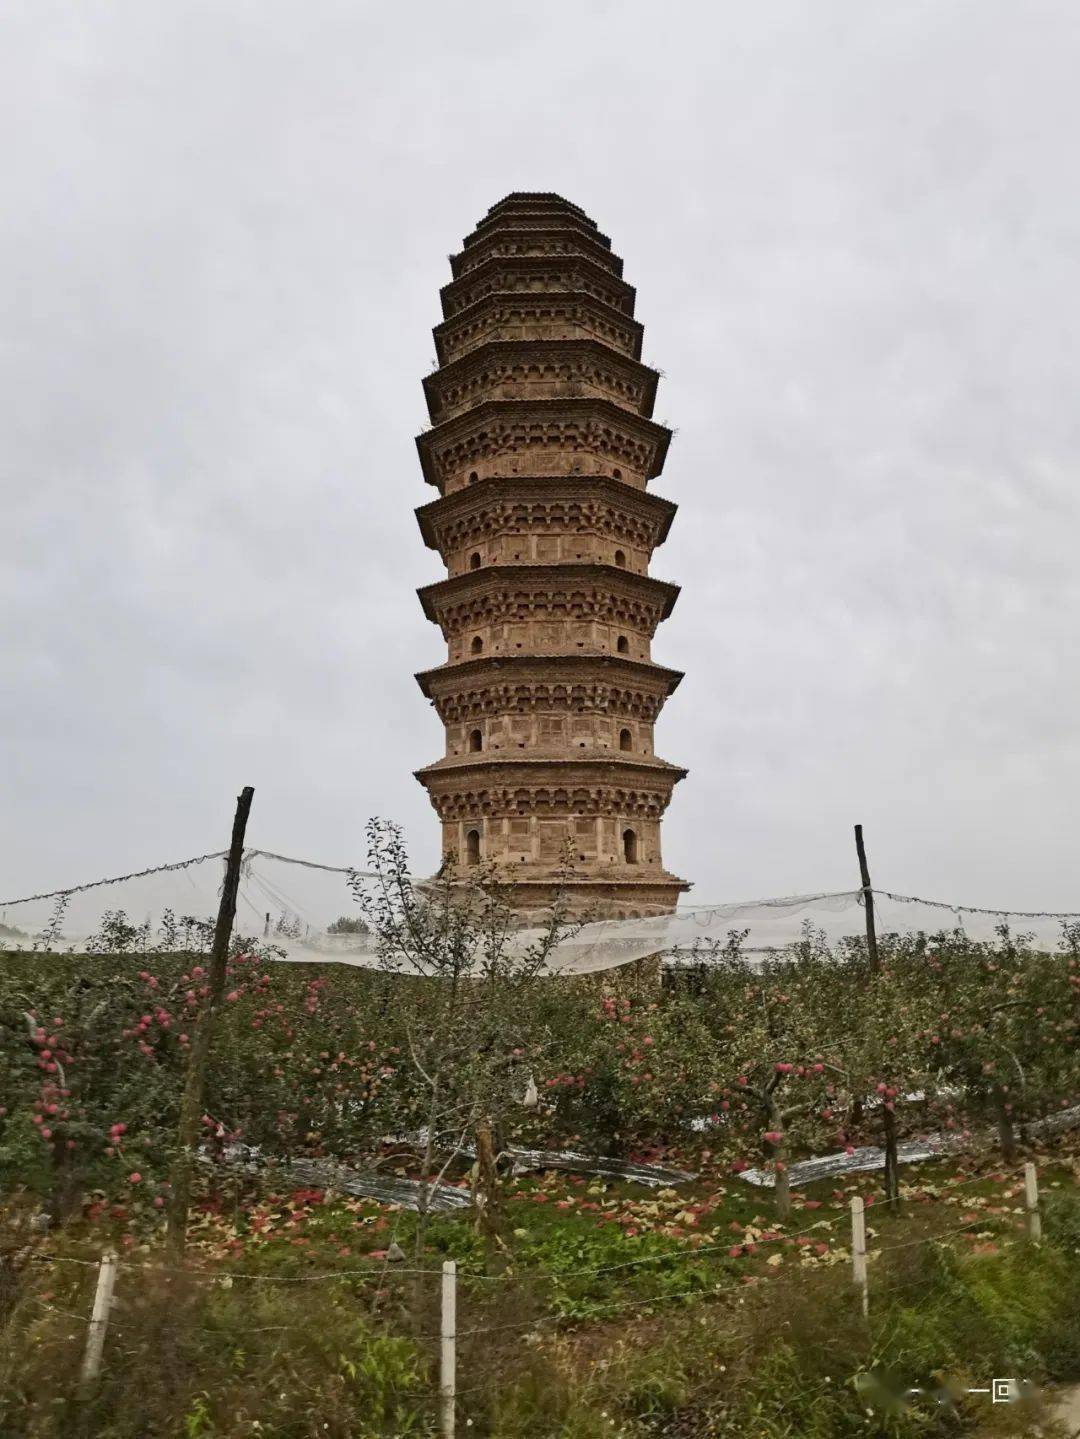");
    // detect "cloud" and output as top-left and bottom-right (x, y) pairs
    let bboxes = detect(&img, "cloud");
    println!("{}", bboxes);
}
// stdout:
(3, 0), (1078, 911)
